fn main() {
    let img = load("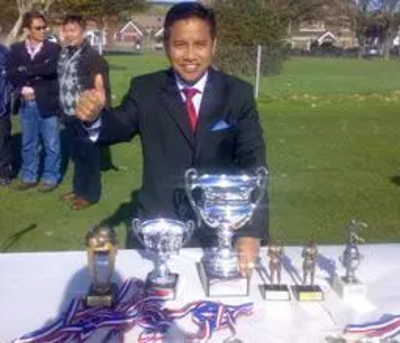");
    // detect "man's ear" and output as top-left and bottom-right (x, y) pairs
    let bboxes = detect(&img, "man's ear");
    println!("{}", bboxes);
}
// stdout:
(212, 38), (217, 56)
